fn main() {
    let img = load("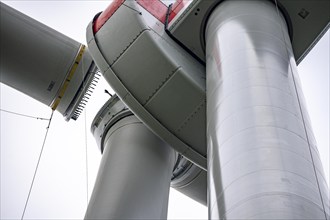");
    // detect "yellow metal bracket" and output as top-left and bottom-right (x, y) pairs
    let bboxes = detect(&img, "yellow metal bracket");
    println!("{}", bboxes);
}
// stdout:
(51, 45), (86, 110)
